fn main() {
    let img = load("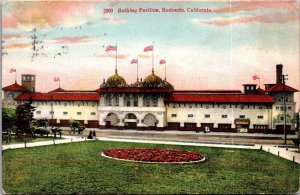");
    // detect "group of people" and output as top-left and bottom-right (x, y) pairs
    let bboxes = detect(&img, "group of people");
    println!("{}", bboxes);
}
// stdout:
(87, 130), (97, 139)
(196, 126), (211, 133)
